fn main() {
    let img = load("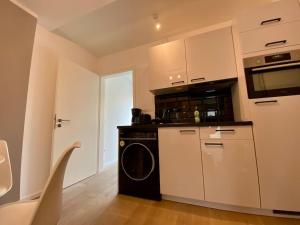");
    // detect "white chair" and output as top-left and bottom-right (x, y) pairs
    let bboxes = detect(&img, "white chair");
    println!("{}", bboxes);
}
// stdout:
(0, 141), (81, 225)
(0, 140), (12, 198)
